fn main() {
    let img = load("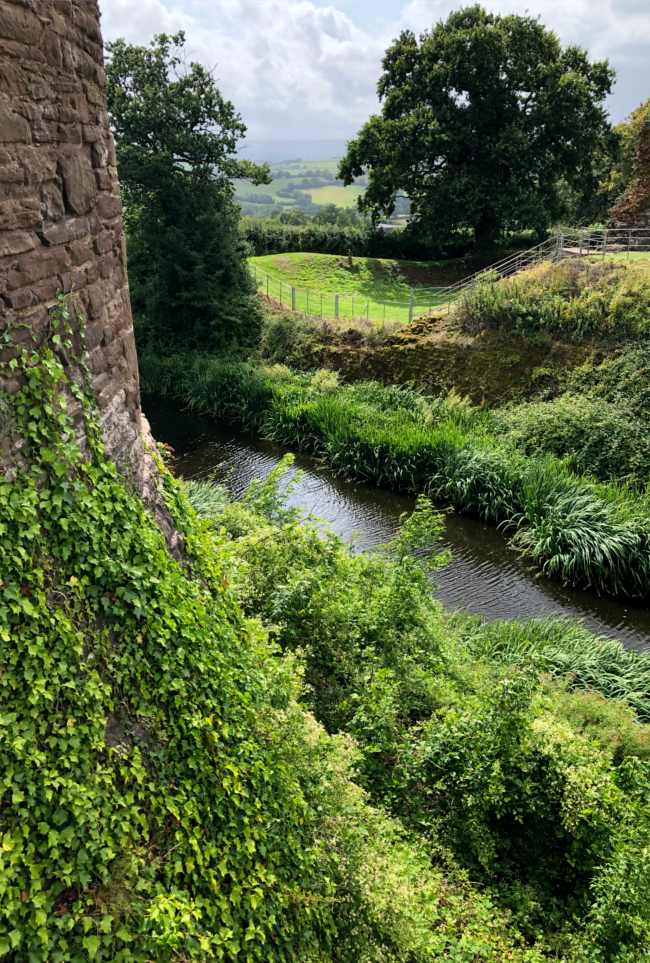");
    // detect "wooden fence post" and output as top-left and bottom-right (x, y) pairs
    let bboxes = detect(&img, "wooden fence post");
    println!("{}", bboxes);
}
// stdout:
(409, 288), (414, 323)
(335, 295), (339, 319)
(291, 287), (296, 311)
